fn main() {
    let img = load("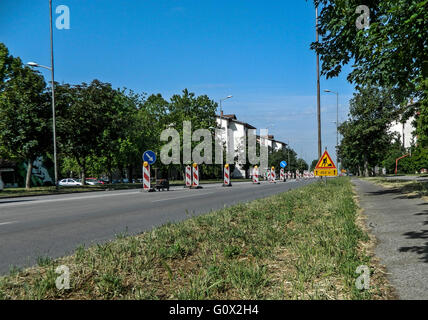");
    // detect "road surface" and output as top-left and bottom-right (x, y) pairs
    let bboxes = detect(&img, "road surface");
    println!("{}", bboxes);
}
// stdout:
(0, 179), (315, 274)
(353, 178), (428, 299)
